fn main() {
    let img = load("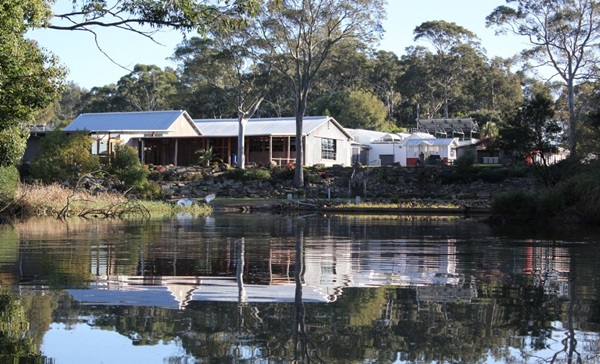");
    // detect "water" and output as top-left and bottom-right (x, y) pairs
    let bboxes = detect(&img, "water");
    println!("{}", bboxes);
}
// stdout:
(1, 214), (600, 363)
